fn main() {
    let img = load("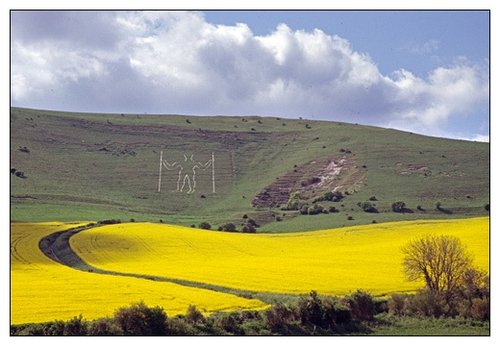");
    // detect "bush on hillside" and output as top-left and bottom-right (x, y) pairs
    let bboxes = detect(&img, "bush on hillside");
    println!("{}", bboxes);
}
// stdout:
(307, 204), (324, 215)
(15, 171), (27, 179)
(391, 201), (413, 213)
(241, 225), (256, 233)
(315, 191), (344, 203)
(199, 222), (211, 230)
(221, 223), (237, 232)
(98, 219), (121, 225)
(436, 202), (453, 214)
(359, 201), (378, 213)
(246, 219), (259, 227)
